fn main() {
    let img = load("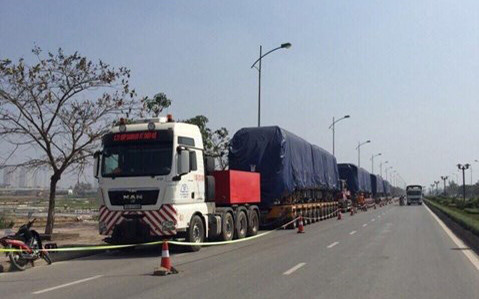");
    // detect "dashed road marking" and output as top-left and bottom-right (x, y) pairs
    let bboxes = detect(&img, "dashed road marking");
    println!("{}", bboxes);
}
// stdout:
(327, 242), (339, 249)
(32, 275), (103, 294)
(283, 263), (306, 275)
(349, 230), (357, 235)
(363, 224), (368, 227)
(371, 218), (376, 222)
